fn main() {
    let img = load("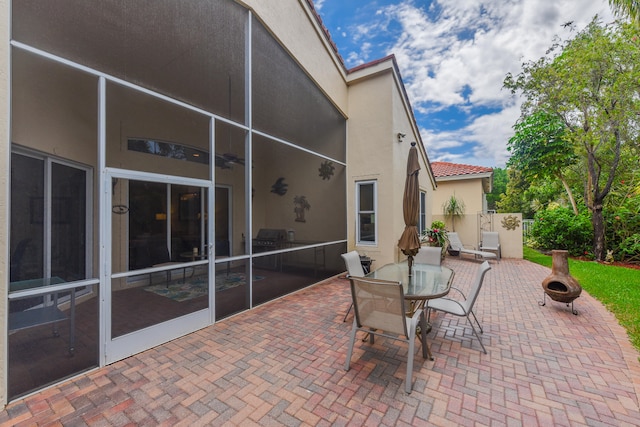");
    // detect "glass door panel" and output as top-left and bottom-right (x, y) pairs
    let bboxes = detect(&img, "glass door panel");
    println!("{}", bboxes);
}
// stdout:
(51, 162), (87, 281)
(9, 152), (97, 400)
(110, 177), (210, 339)
(10, 154), (44, 283)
